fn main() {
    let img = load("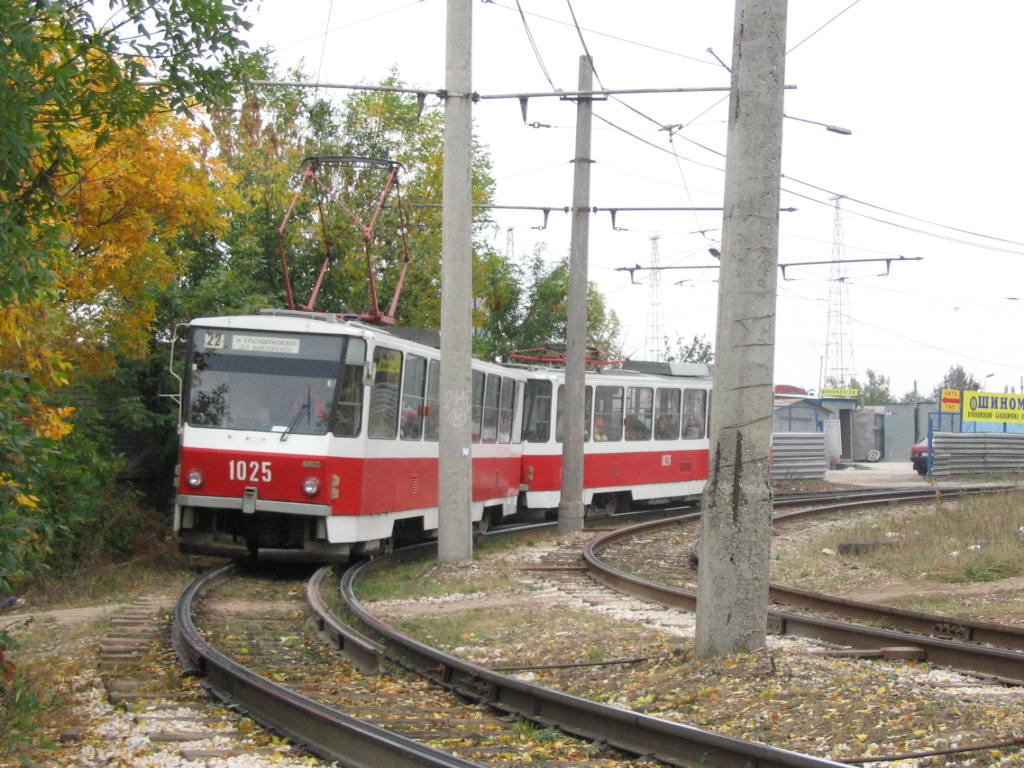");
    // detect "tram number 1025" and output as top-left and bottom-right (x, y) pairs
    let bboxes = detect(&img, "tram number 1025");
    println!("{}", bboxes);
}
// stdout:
(229, 460), (272, 483)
